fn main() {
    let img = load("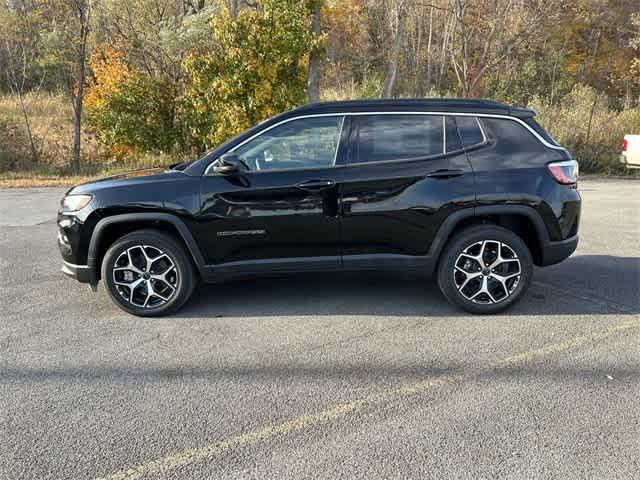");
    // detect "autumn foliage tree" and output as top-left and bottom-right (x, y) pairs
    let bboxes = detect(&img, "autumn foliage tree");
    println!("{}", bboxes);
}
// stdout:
(2, 0), (640, 175)
(84, 47), (178, 157)
(182, 0), (315, 151)
(84, 0), (315, 155)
